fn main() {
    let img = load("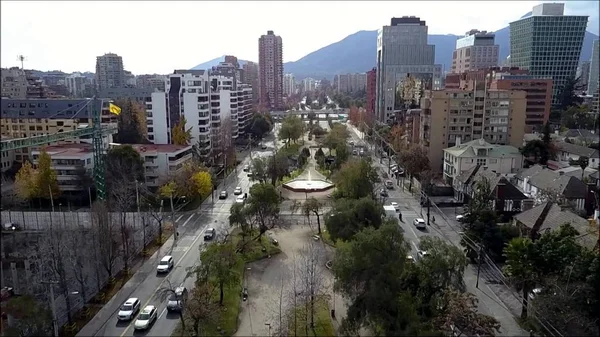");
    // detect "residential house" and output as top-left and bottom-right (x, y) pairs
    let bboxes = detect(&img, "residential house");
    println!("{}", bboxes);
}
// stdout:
(554, 141), (599, 168)
(453, 165), (529, 216)
(560, 129), (598, 146)
(555, 166), (599, 181)
(514, 165), (590, 213)
(443, 138), (523, 184)
(590, 170), (600, 188)
(514, 202), (597, 249)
